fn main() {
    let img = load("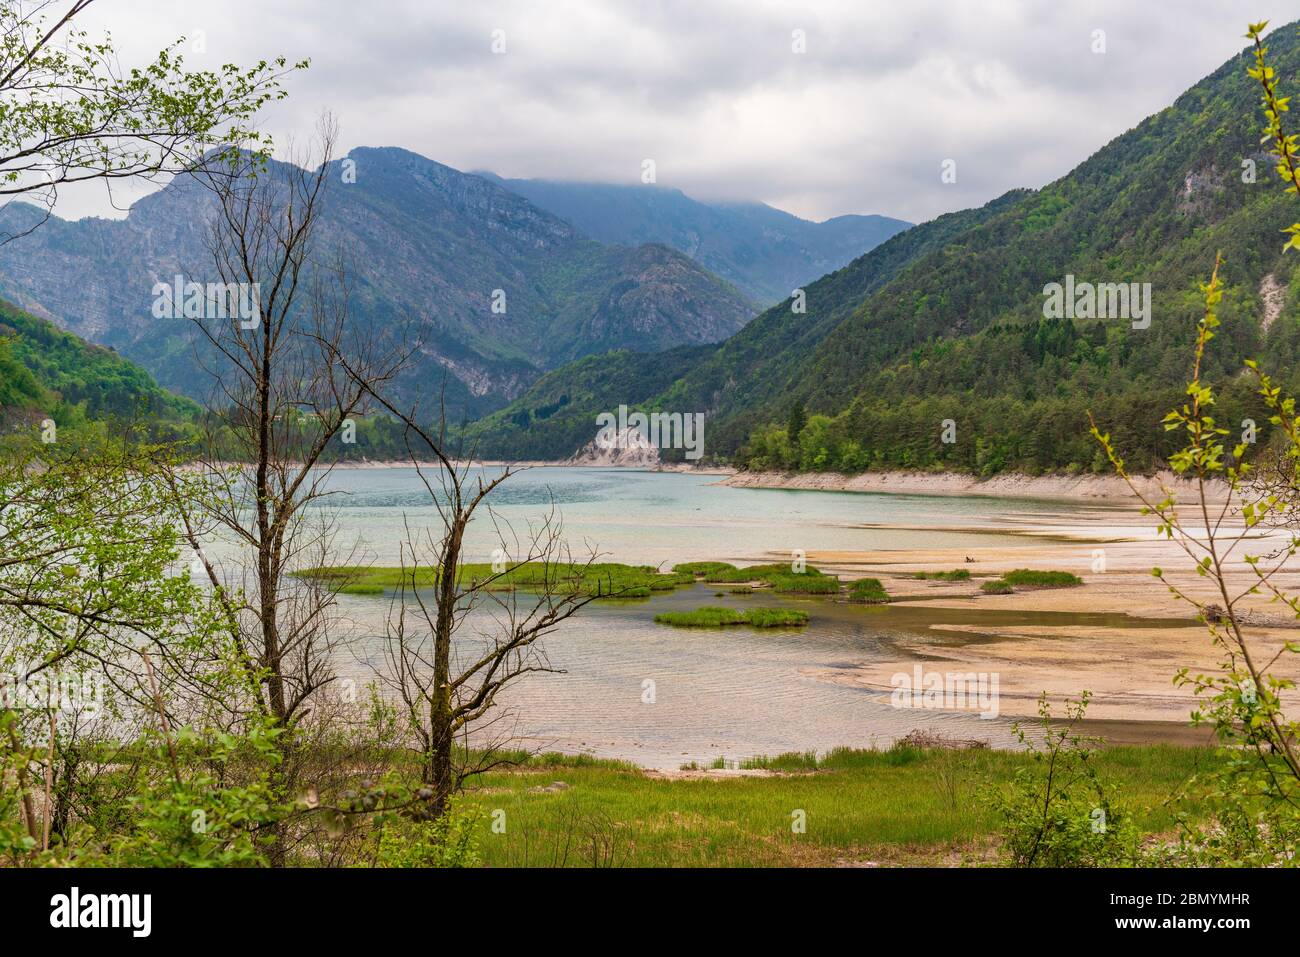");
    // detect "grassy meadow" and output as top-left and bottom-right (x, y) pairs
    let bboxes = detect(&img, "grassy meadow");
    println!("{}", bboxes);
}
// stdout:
(459, 743), (1218, 867)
